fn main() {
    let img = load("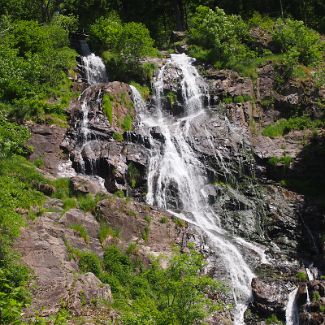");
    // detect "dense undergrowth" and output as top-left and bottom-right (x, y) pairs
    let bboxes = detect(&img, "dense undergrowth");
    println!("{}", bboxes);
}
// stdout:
(67, 243), (225, 324)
